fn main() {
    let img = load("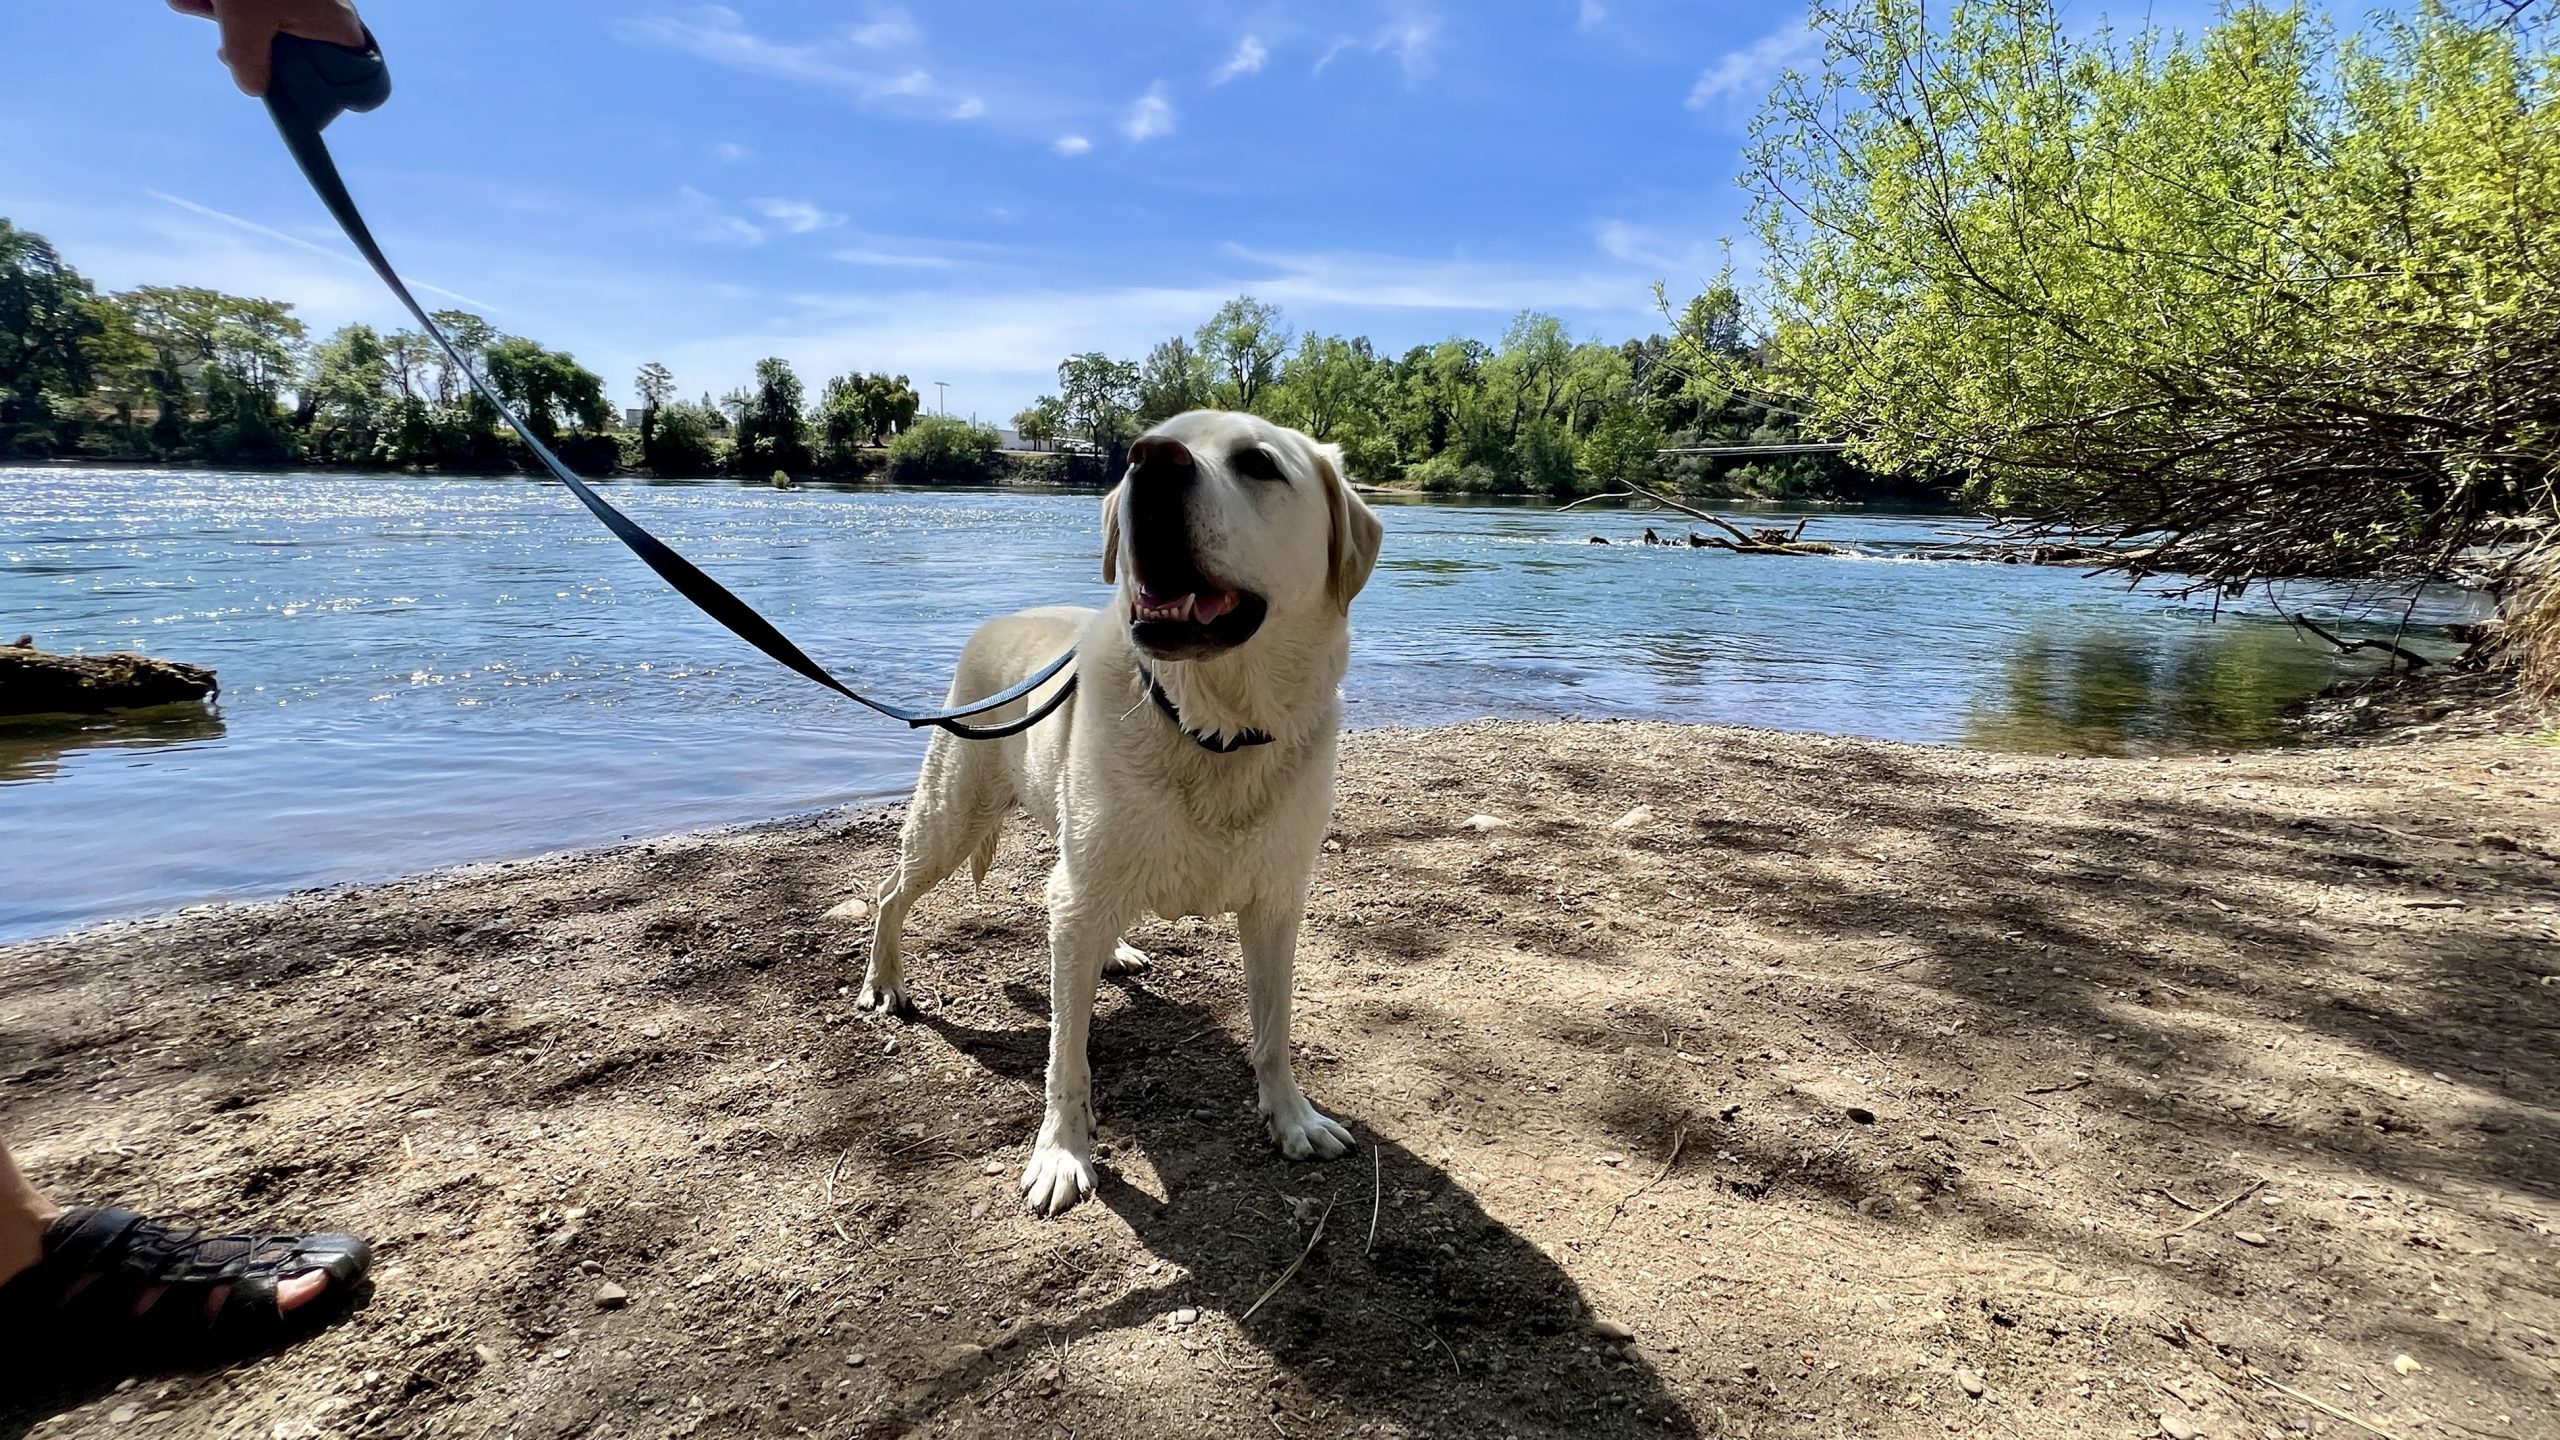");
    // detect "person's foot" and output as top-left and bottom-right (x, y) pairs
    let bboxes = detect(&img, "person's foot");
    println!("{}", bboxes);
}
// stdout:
(0, 1208), (370, 1358)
